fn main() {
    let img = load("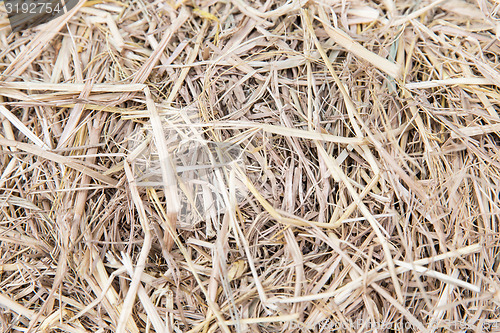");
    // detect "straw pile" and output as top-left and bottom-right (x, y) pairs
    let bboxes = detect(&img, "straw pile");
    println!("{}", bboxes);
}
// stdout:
(0, 0), (499, 331)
